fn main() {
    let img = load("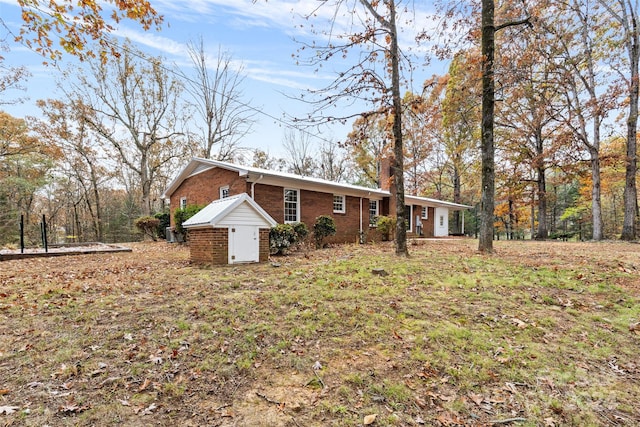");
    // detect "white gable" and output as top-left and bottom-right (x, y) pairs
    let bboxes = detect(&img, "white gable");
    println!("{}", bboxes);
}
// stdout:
(217, 203), (274, 227)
